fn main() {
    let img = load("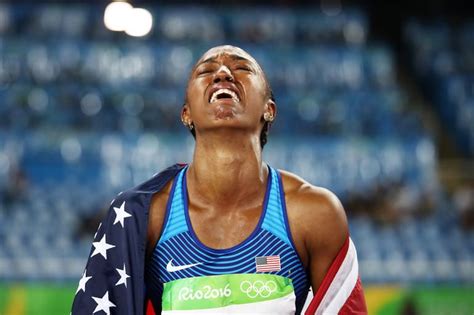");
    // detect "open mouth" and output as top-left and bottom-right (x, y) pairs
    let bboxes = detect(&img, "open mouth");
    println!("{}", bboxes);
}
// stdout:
(209, 88), (240, 103)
